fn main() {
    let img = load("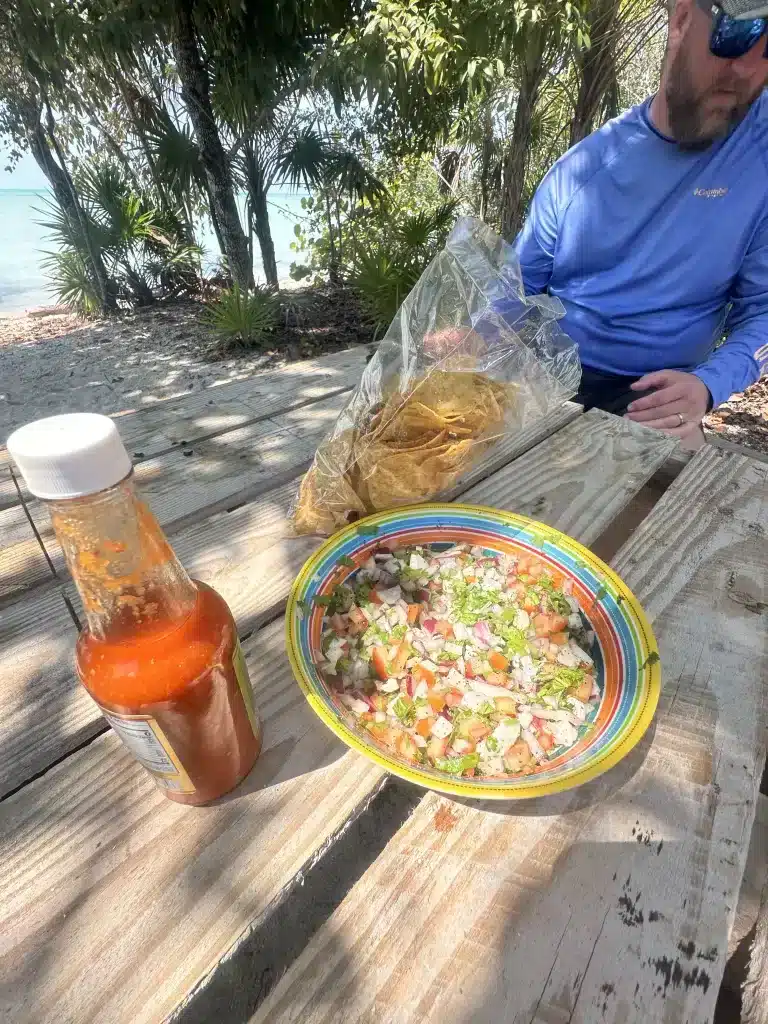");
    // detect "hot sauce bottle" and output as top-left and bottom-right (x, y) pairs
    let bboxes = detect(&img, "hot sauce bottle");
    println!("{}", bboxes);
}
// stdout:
(8, 413), (262, 804)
